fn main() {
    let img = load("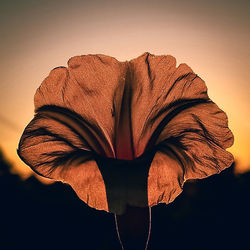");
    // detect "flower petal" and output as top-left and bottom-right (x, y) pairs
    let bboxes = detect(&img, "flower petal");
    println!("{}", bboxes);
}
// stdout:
(148, 148), (184, 207)
(147, 100), (234, 206)
(18, 107), (108, 211)
(157, 101), (234, 177)
(129, 53), (209, 156)
(128, 53), (234, 206)
(34, 55), (128, 158)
